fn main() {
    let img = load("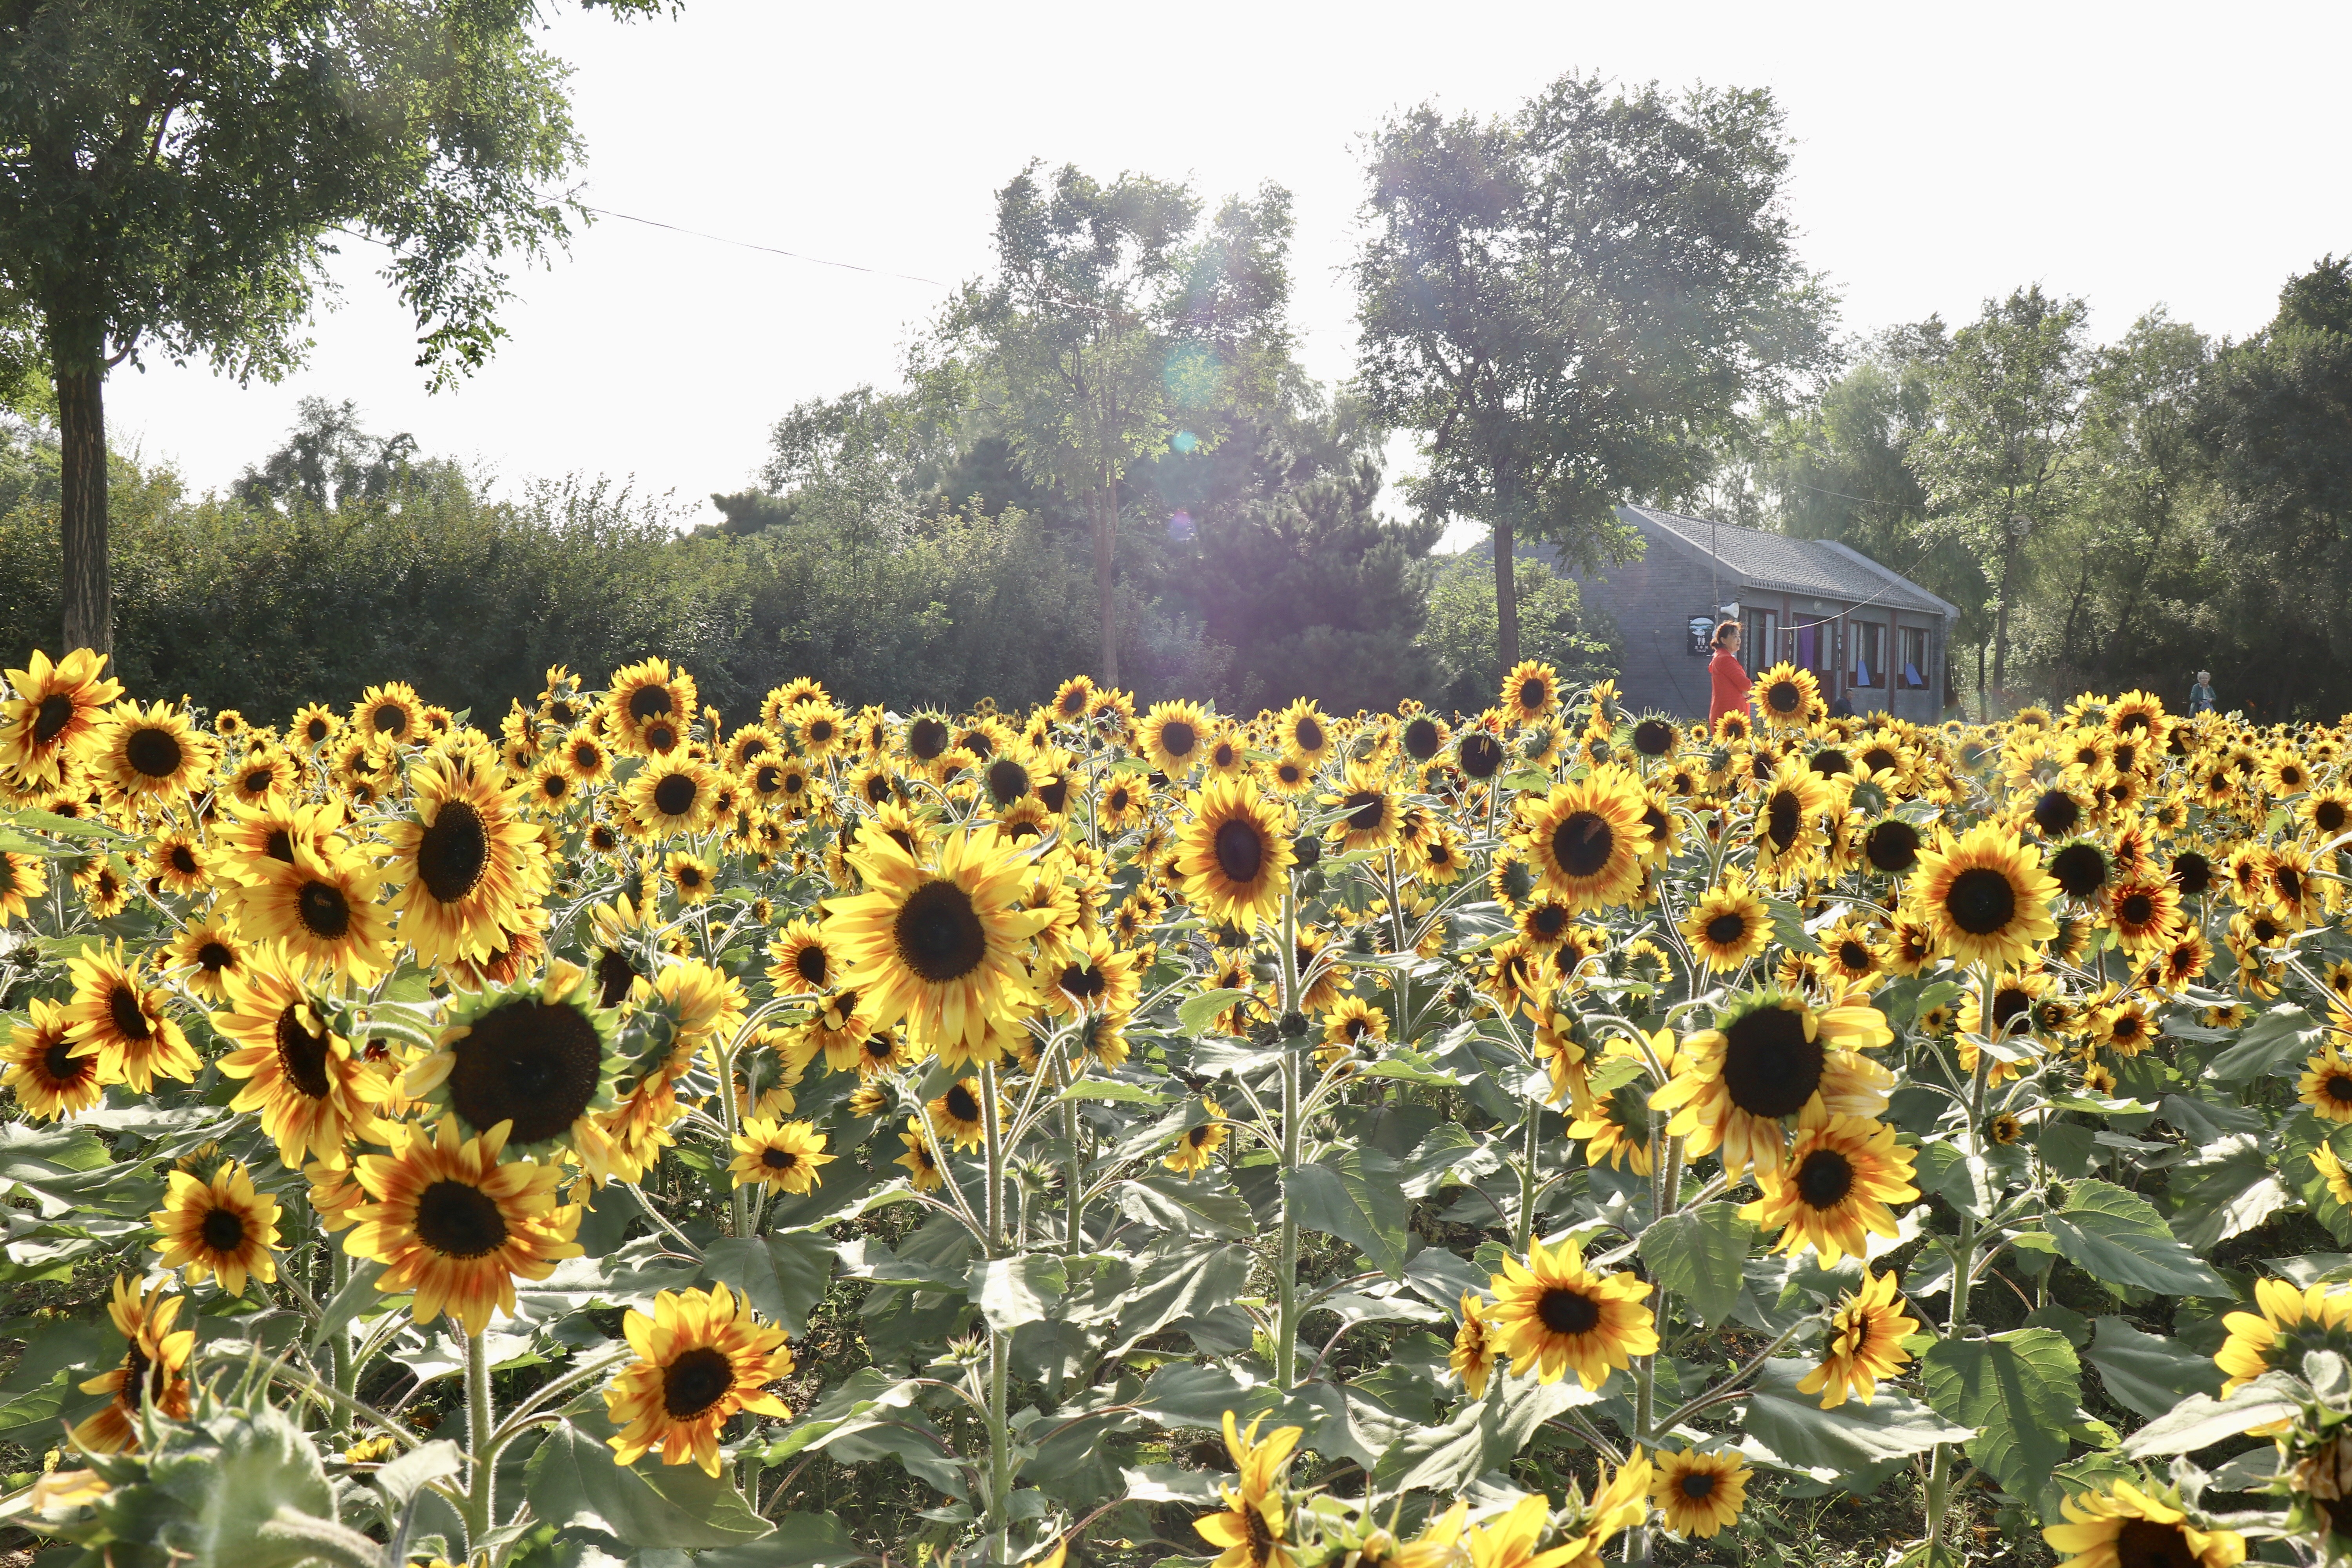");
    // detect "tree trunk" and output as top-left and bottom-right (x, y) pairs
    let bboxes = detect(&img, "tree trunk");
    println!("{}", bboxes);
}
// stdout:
(1494, 518), (1519, 675)
(1976, 642), (1987, 724)
(1990, 535), (2018, 698)
(56, 359), (111, 655)
(1094, 469), (1118, 689)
